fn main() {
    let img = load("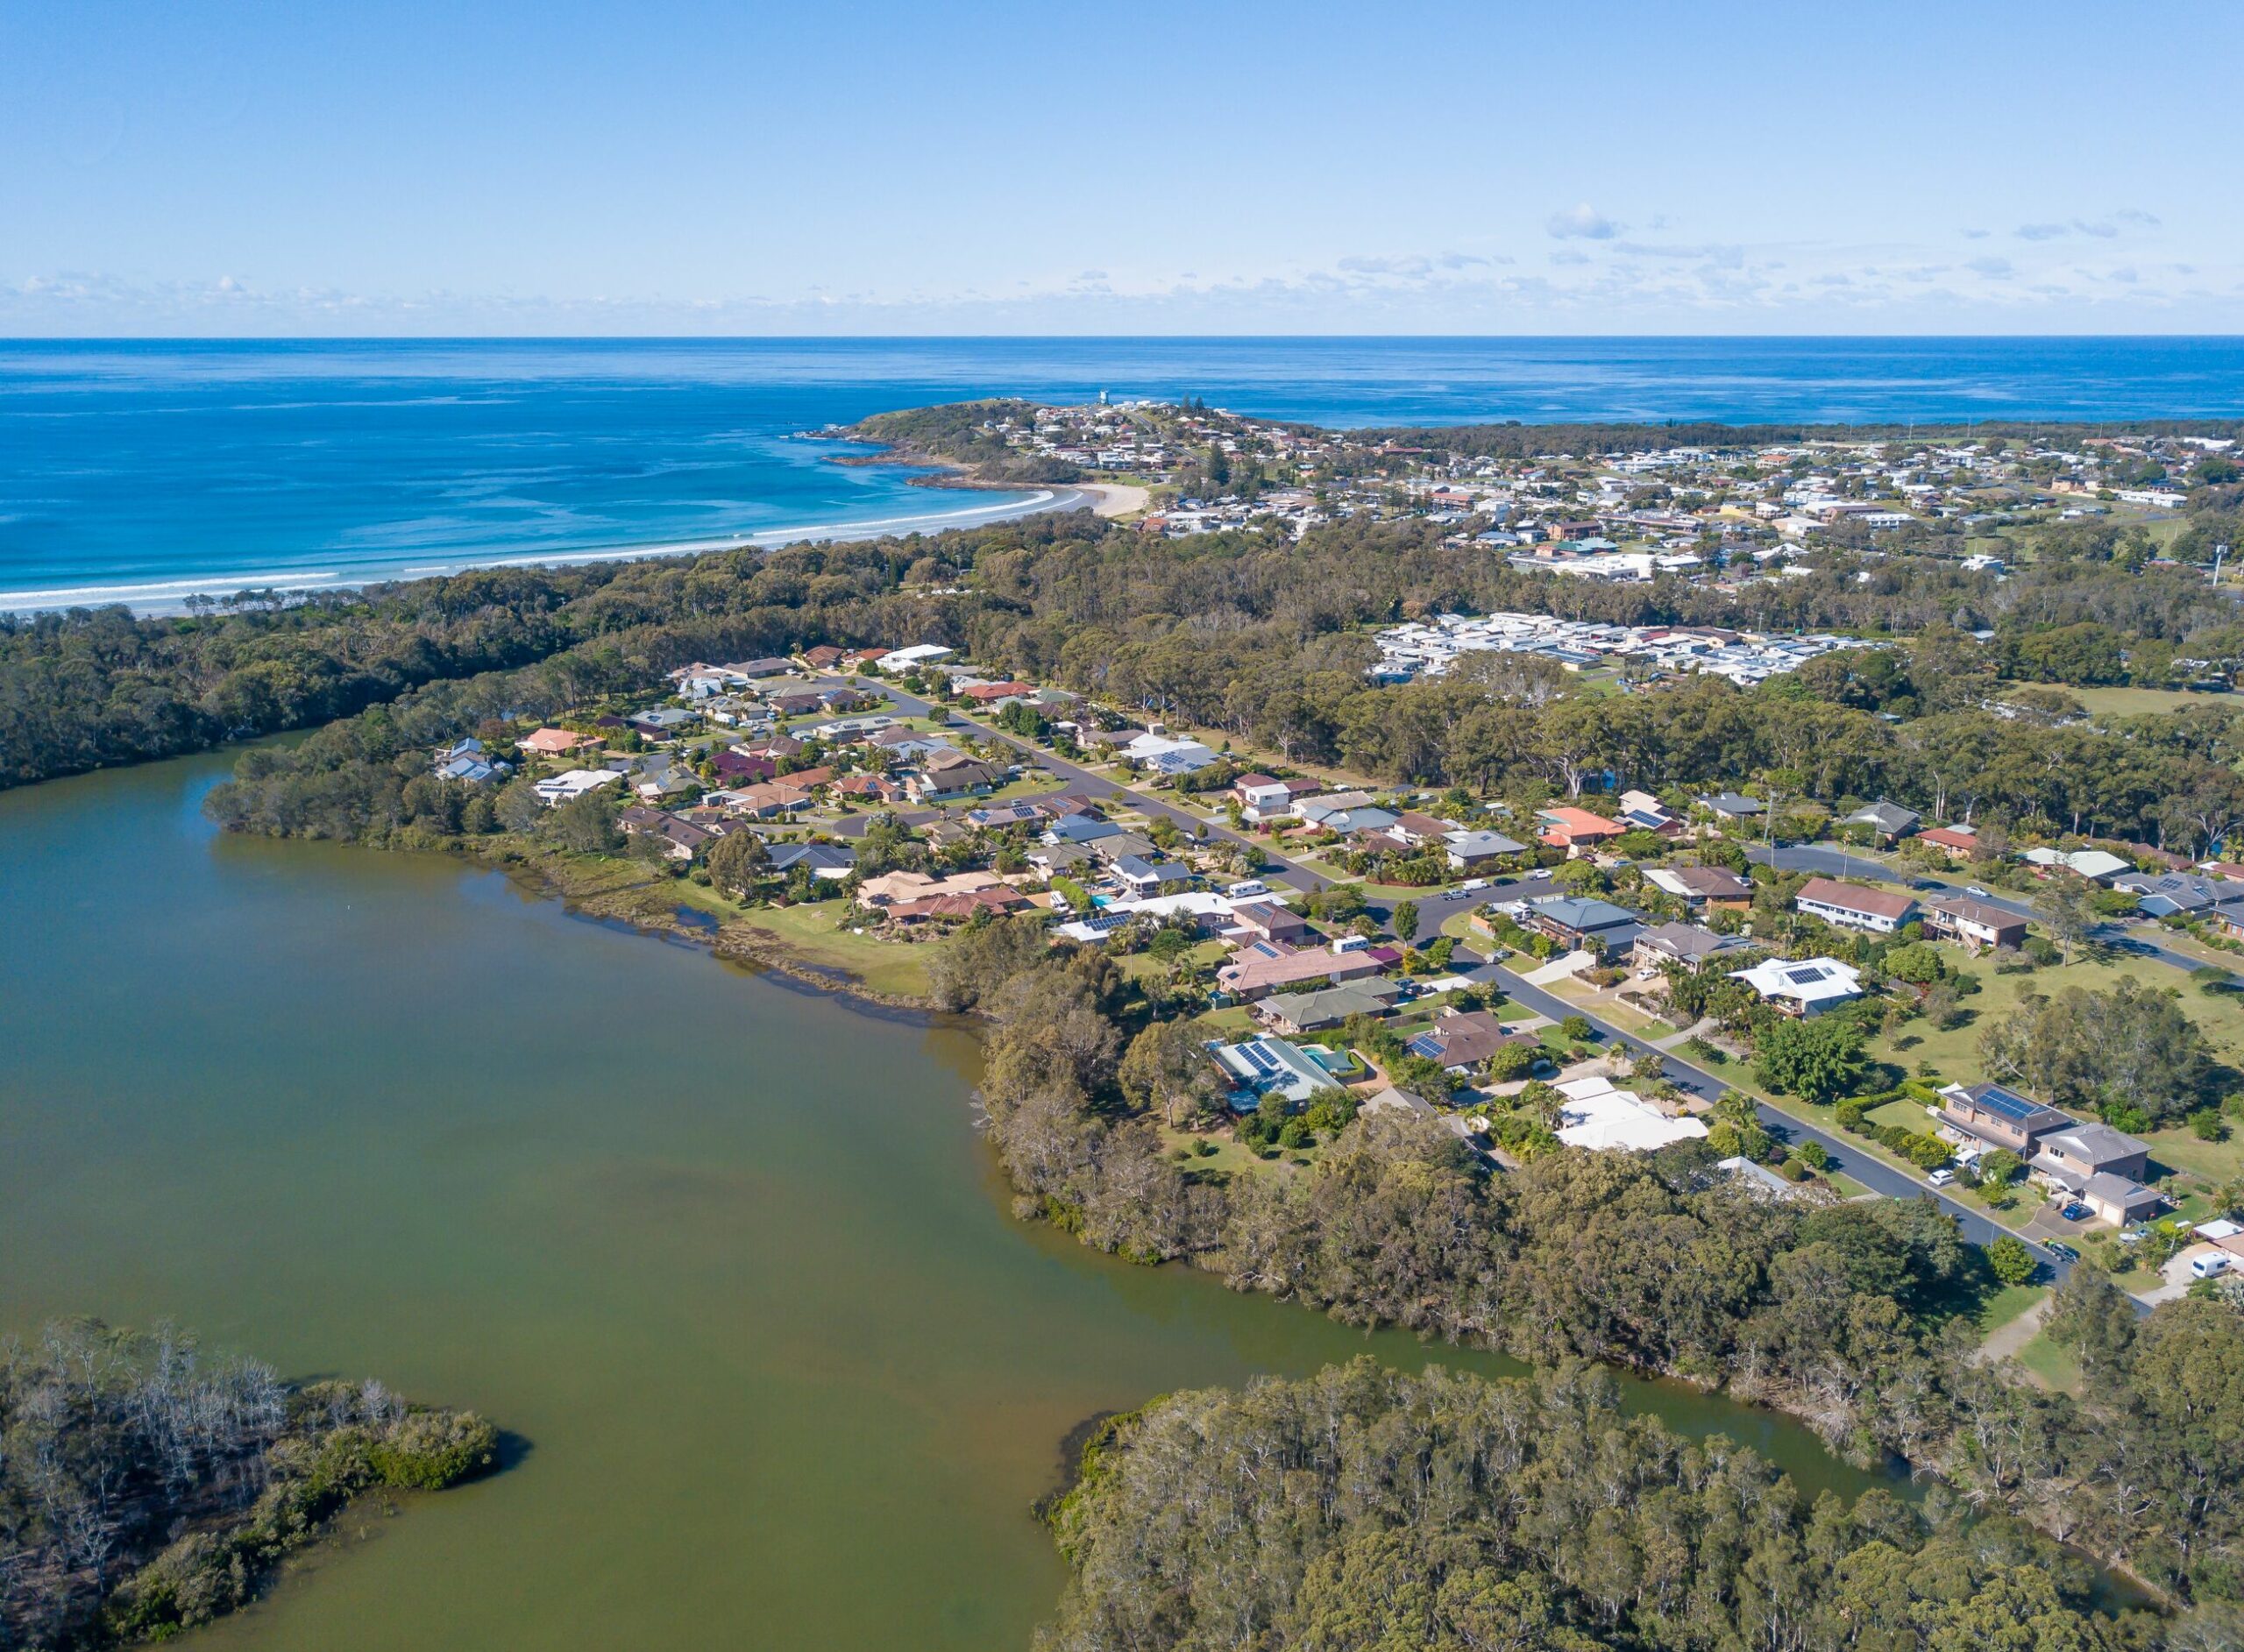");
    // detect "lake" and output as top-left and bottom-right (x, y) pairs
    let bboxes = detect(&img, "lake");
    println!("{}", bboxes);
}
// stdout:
(0, 752), (1898, 1650)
